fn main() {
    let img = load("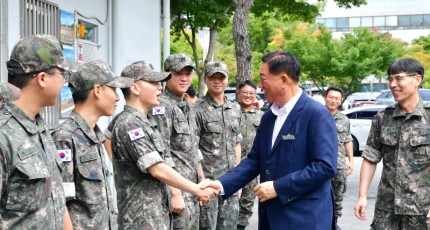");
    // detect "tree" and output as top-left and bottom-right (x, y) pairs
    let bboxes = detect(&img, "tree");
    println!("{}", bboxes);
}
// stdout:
(269, 24), (406, 99)
(233, 0), (367, 86)
(170, 0), (234, 96)
(404, 44), (430, 88)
